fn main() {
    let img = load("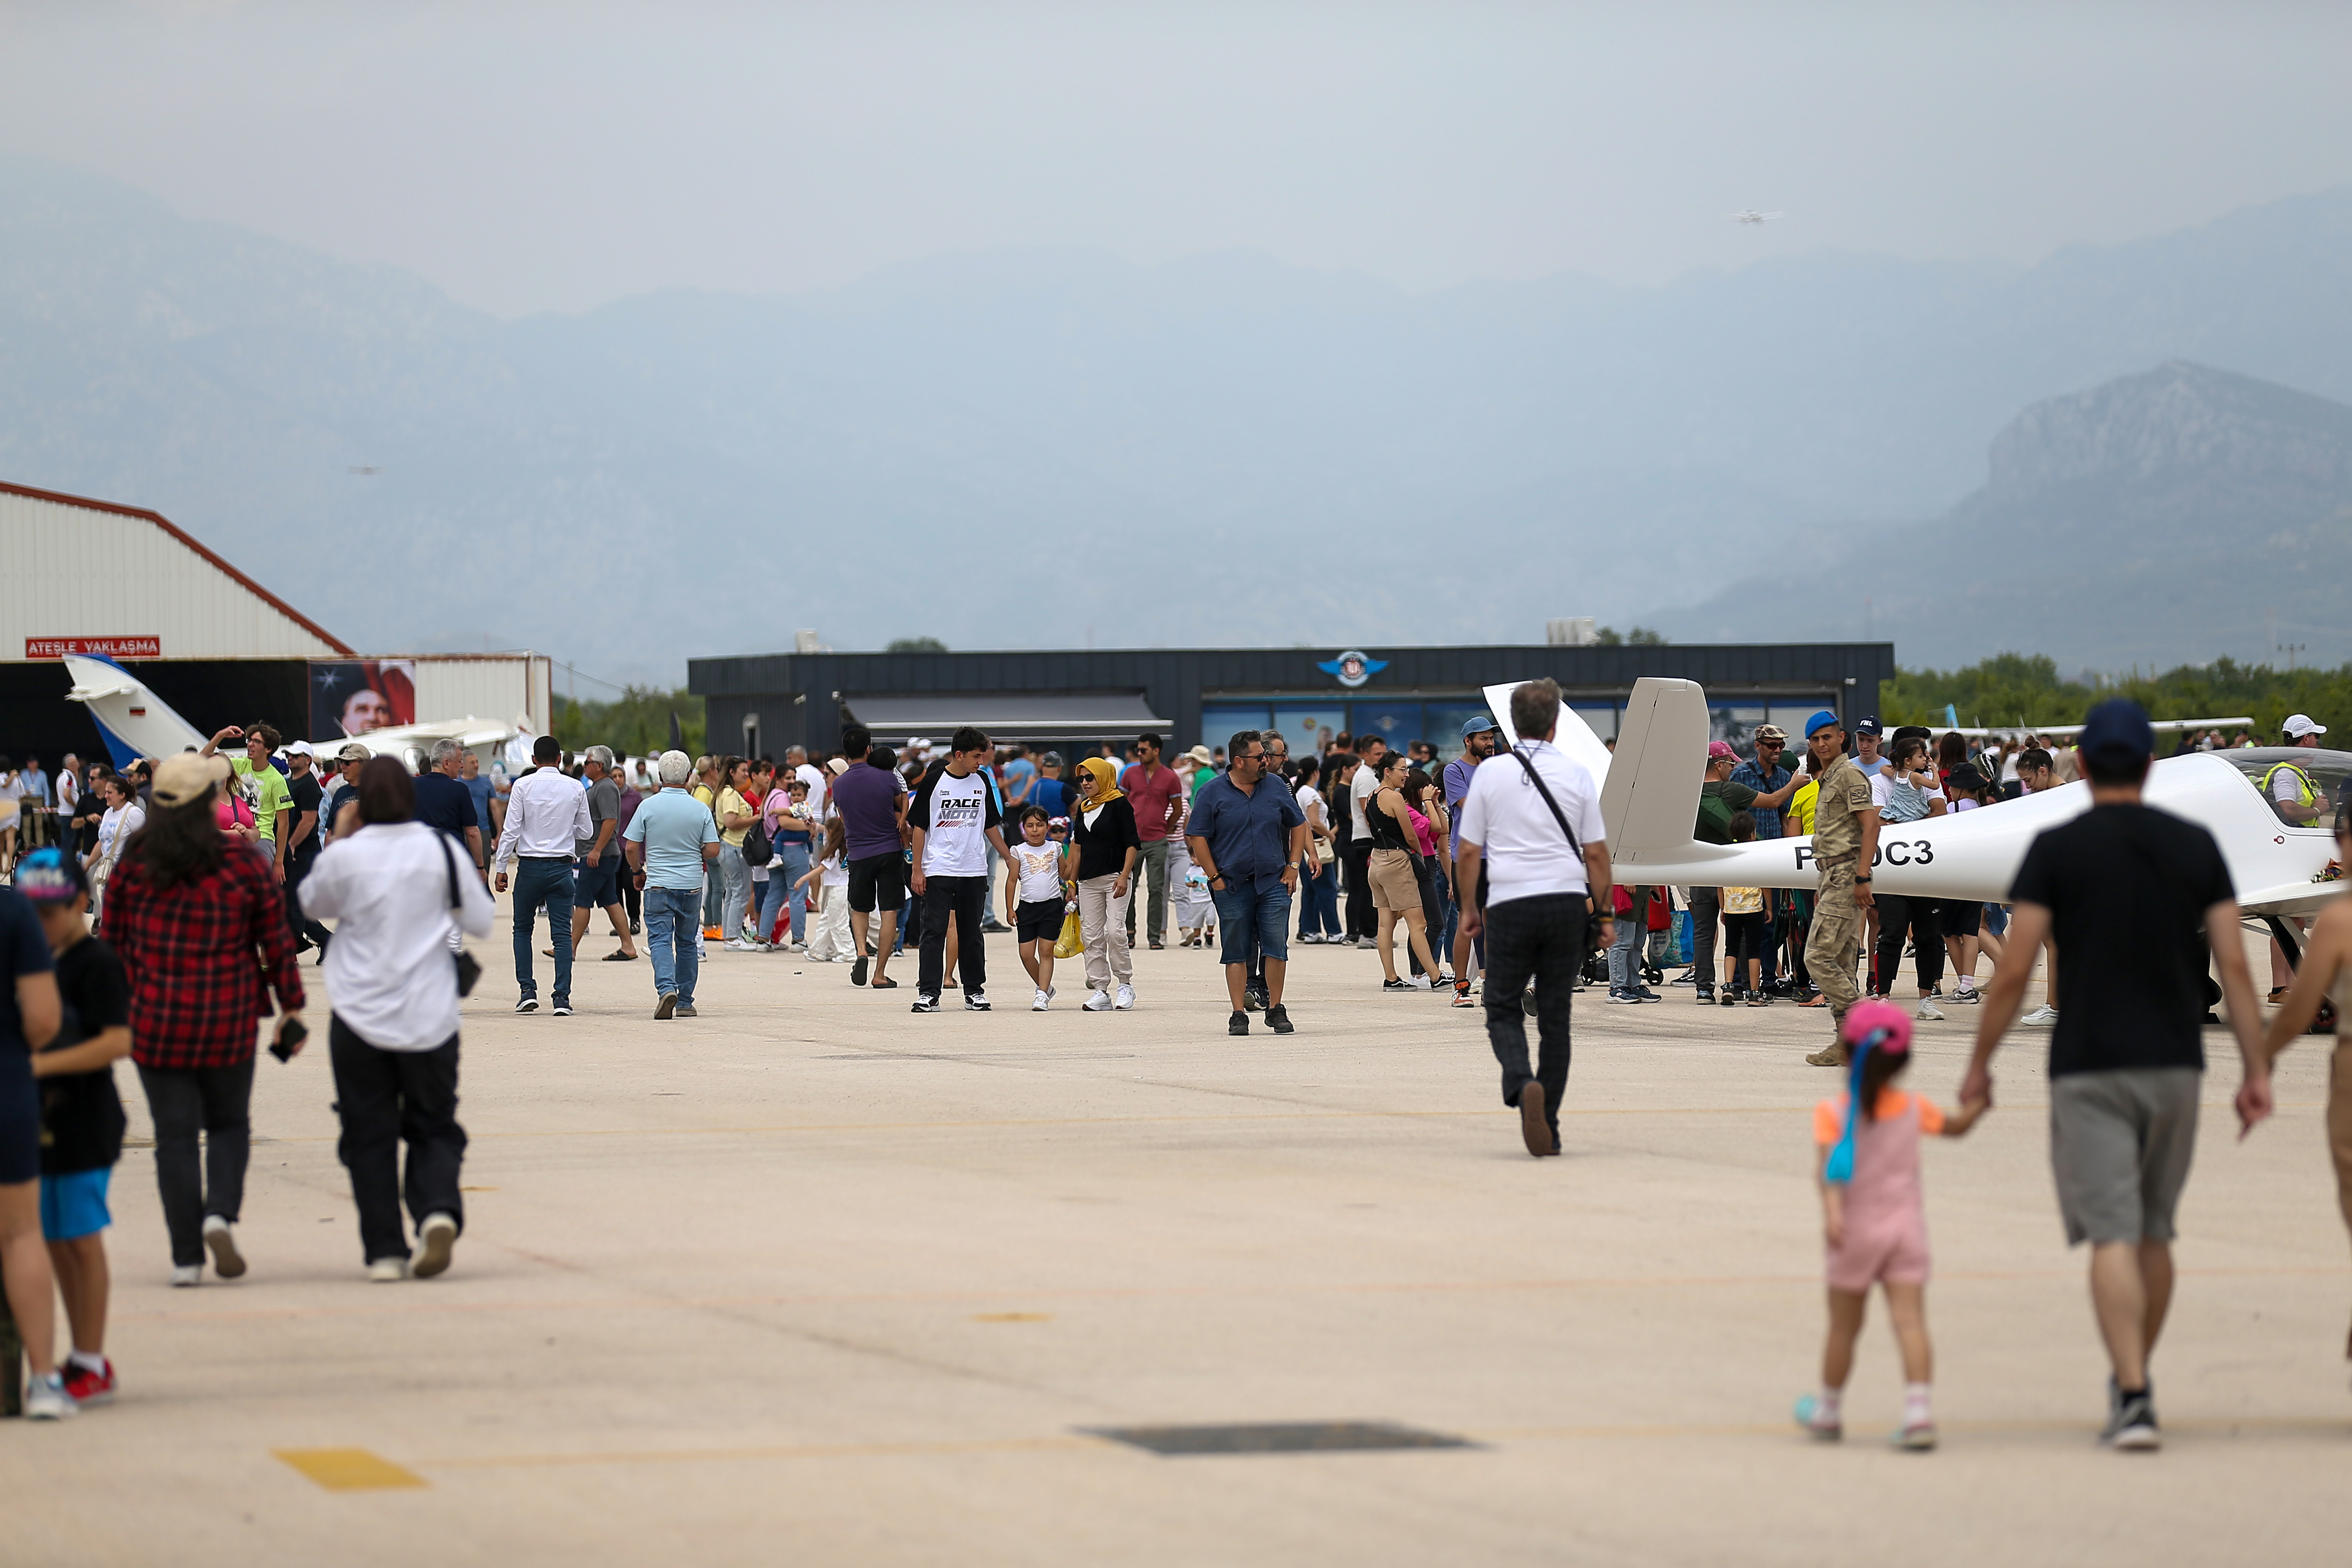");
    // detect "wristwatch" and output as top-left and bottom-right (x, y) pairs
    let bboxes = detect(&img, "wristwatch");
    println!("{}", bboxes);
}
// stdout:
(1853, 874), (1872, 883)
